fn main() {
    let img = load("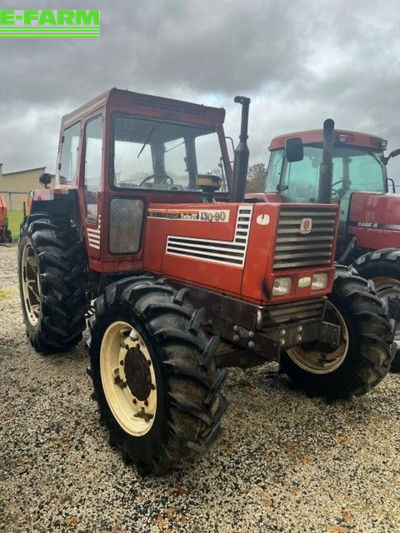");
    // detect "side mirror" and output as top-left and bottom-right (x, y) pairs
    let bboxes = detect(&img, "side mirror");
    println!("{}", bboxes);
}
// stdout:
(389, 148), (400, 160)
(285, 137), (304, 163)
(39, 172), (52, 187)
(383, 148), (400, 165)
